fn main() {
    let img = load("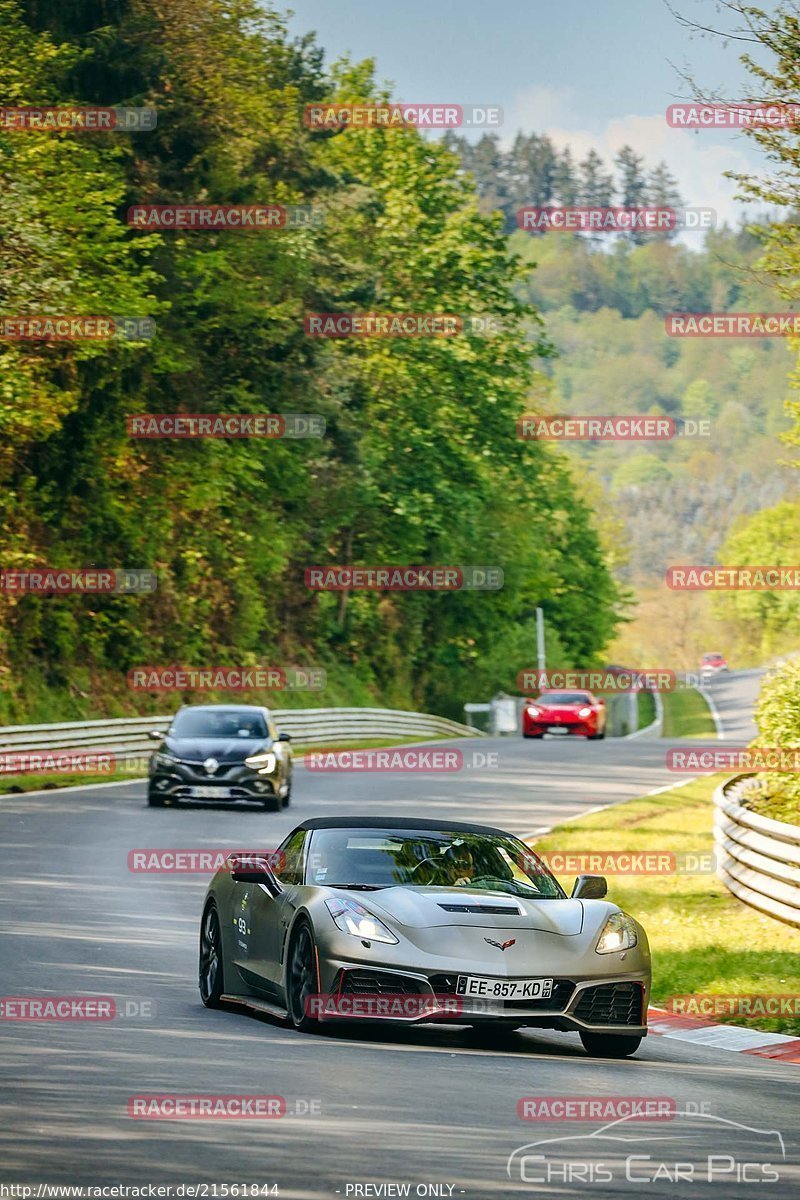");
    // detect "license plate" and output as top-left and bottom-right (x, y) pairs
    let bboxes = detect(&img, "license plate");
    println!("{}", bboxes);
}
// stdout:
(456, 976), (554, 1000)
(190, 786), (232, 799)
(547, 726), (568, 735)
